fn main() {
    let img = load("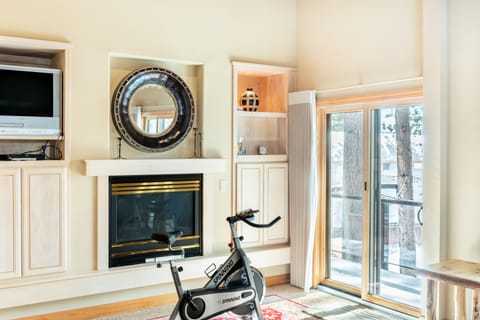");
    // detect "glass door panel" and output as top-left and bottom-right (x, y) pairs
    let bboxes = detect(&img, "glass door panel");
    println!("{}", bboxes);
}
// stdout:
(369, 106), (423, 308)
(326, 111), (364, 289)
